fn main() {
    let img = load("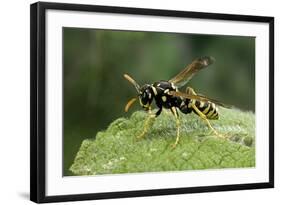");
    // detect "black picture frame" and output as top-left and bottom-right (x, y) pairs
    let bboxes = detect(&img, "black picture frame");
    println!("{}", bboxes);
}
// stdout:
(30, 1), (274, 203)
